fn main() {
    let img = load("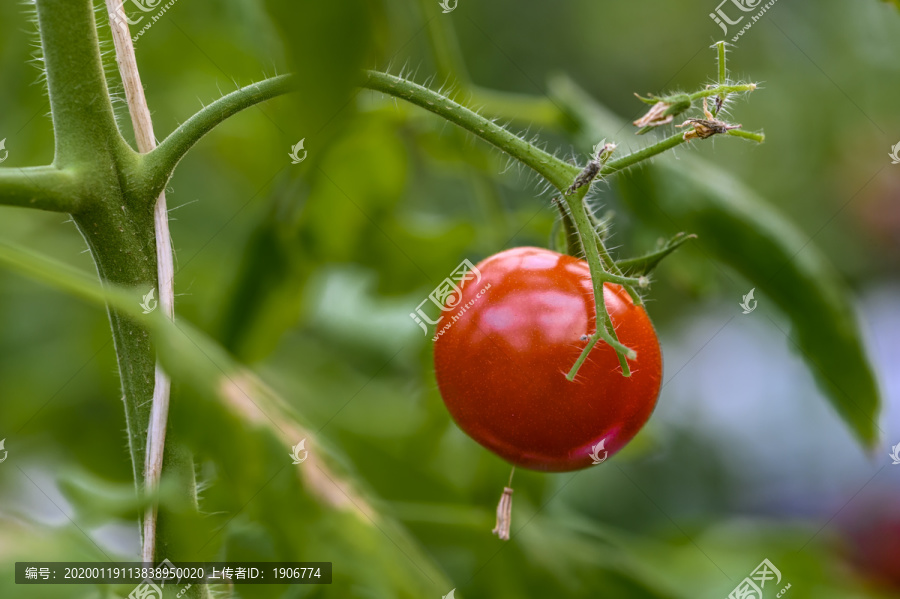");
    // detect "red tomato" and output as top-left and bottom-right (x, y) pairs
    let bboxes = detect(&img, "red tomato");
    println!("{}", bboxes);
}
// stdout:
(433, 247), (662, 472)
